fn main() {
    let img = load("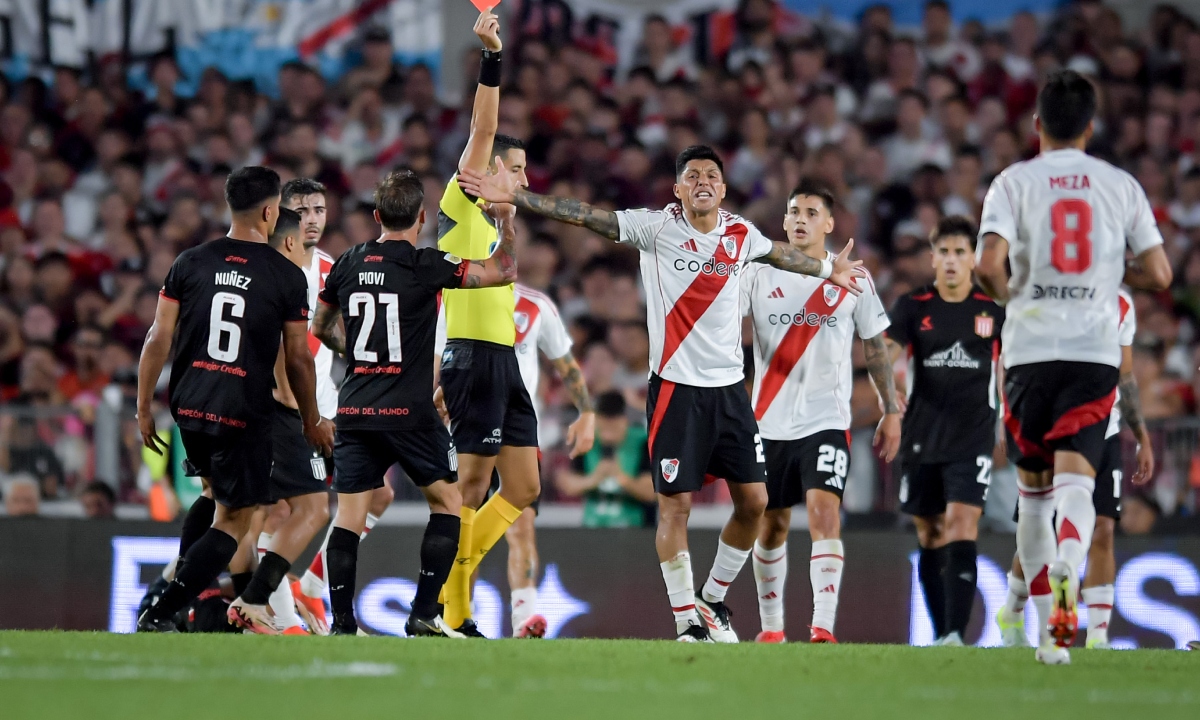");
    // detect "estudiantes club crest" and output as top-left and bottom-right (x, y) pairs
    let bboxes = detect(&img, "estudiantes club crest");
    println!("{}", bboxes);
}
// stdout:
(975, 314), (994, 338)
